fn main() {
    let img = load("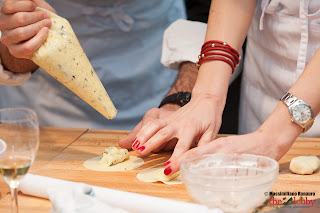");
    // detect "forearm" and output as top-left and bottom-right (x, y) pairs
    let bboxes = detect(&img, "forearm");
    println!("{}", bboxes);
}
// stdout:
(167, 62), (198, 95)
(161, 62), (198, 110)
(258, 103), (302, 159)
(193, 0), (255, 100)
(260, 48), (320, 156)
(0, 42), (39, 73)
(288, 48), (320, 114)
